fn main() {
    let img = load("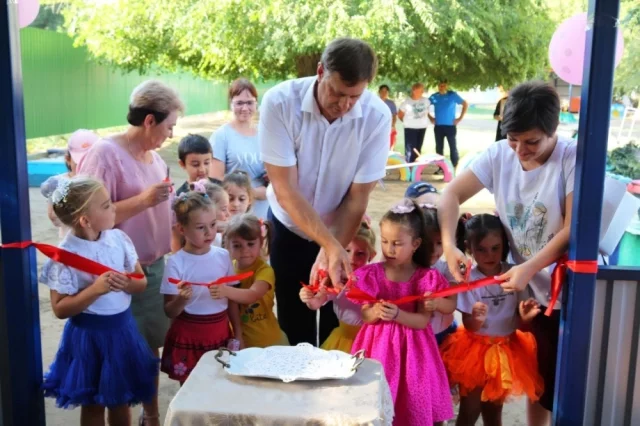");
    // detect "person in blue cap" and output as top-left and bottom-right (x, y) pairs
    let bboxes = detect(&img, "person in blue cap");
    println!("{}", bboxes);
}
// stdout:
(405, 181), (440, 206)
